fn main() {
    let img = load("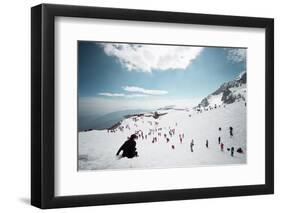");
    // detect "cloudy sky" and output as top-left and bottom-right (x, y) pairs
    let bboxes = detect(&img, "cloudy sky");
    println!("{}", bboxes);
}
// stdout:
(78, 41), (246, 119)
